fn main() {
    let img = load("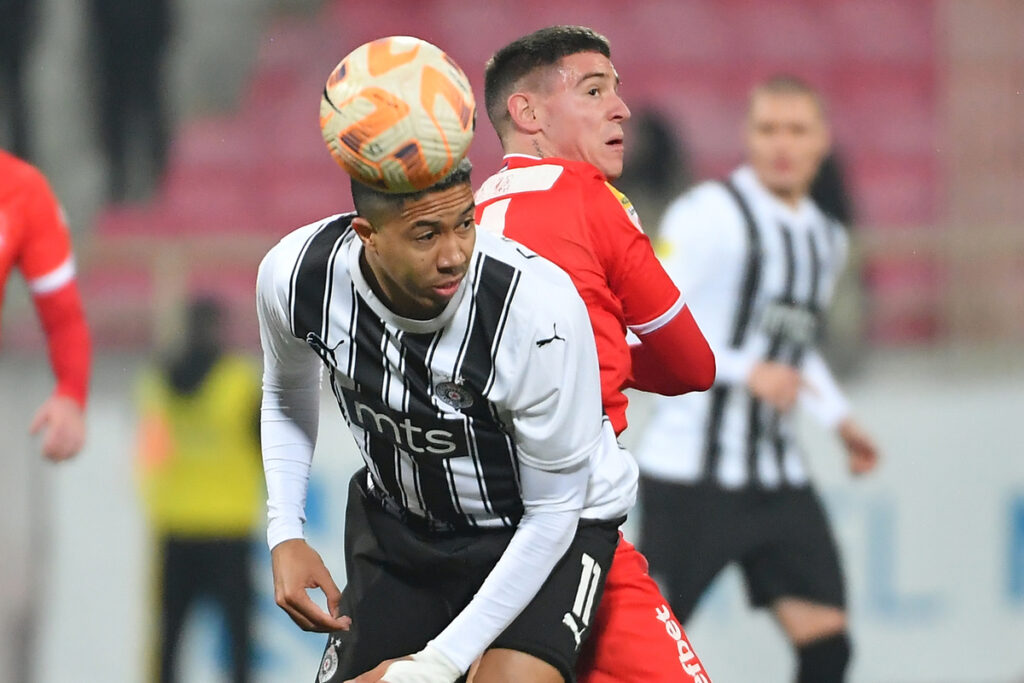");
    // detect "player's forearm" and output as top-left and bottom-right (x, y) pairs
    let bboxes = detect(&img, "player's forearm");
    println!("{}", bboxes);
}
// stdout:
(34, 283), (90, 407)
(261, 381), (320, 549)
(430, 505), (580, 672)
(429, 461), (588, 673)
(799, 349), (851, 429)
(627, 304), (715, 395)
